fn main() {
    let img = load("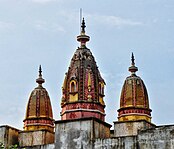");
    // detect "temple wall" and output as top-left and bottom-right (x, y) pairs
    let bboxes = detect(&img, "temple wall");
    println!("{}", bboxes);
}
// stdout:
(114, 120), (155, 137)
(94, 136), (137, 149)
(1, 123), (174, 149)
(138, 125), (174, 149)
(19, 130), (54, 147)
(0, 125), (19, 148)
(24, 144), (55, 149)
(53, 120), (174, 149)
(0, 126), (6, 145)
(54, 117), (111, 149)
